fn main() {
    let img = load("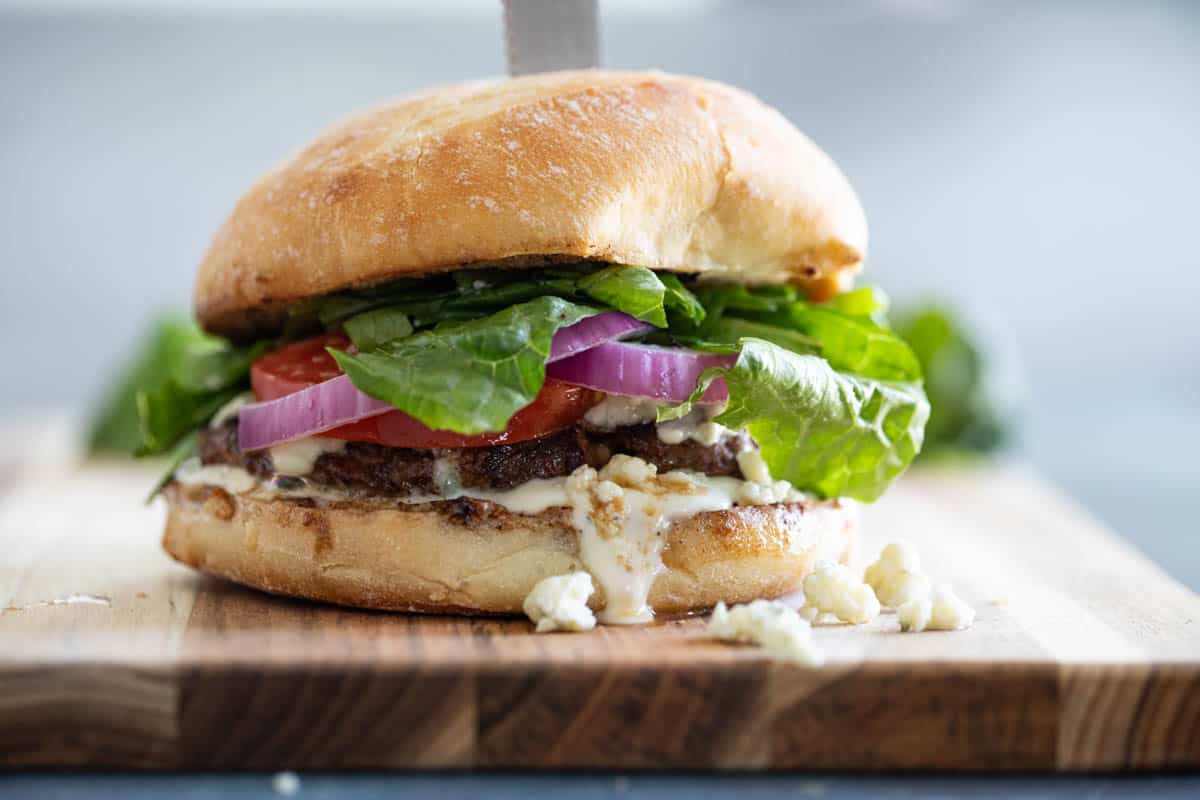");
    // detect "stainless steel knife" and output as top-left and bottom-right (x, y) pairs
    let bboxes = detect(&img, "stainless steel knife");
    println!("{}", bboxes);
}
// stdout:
(503, 0), (600, 76)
